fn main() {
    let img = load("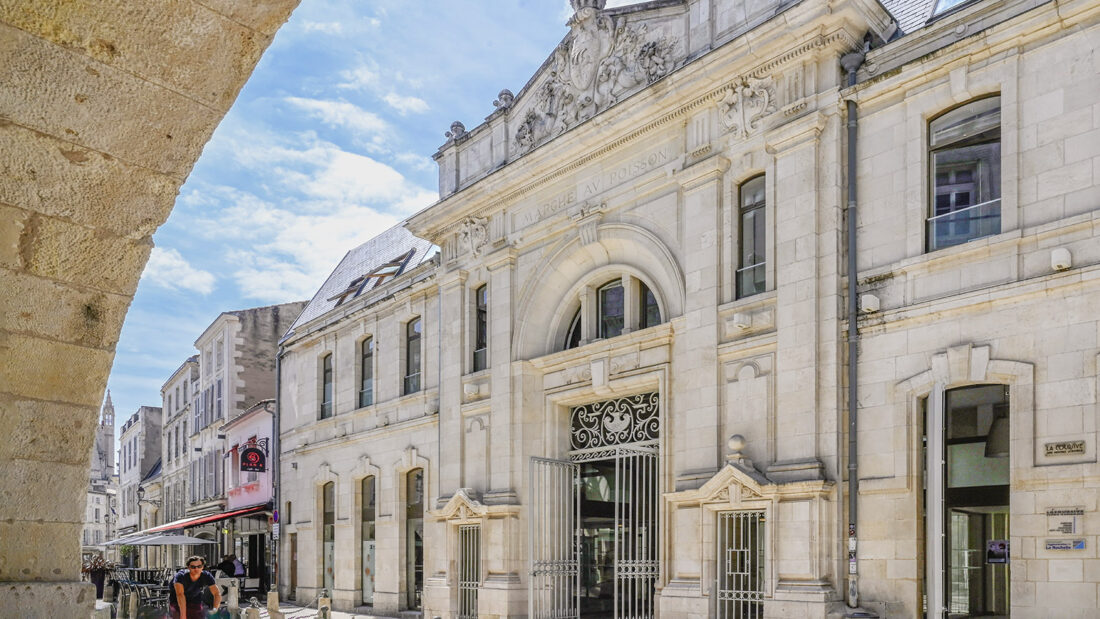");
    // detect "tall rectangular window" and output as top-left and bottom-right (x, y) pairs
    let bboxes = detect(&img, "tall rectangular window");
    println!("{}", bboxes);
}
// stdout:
(597, 280), (624, 339)
(359, 338), (374, 408)
(473, 285), (488, 372)
(928, 96), (1001, 251)
(406, 469), (424, 609)
(323, 482), (335, 593)
(361, 476), (376, 605)
(737, 175), (766, 298)
(404, 318), (422, 395)
(320, 354), (334, 419)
